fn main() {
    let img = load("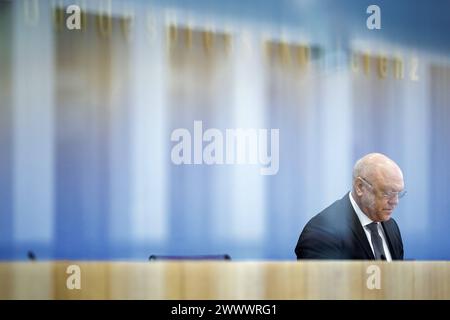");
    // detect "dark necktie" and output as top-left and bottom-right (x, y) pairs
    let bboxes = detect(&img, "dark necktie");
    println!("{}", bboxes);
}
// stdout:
(367, 222), (387, 260)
